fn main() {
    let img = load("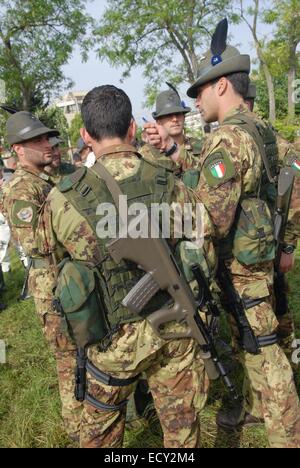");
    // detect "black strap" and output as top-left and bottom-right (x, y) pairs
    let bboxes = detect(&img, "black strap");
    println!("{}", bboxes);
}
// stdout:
(243, 297), (265, 310)
(257, 333), (278, 348)
(86, 359), (140, 387)
(85, 393), (127, 412)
